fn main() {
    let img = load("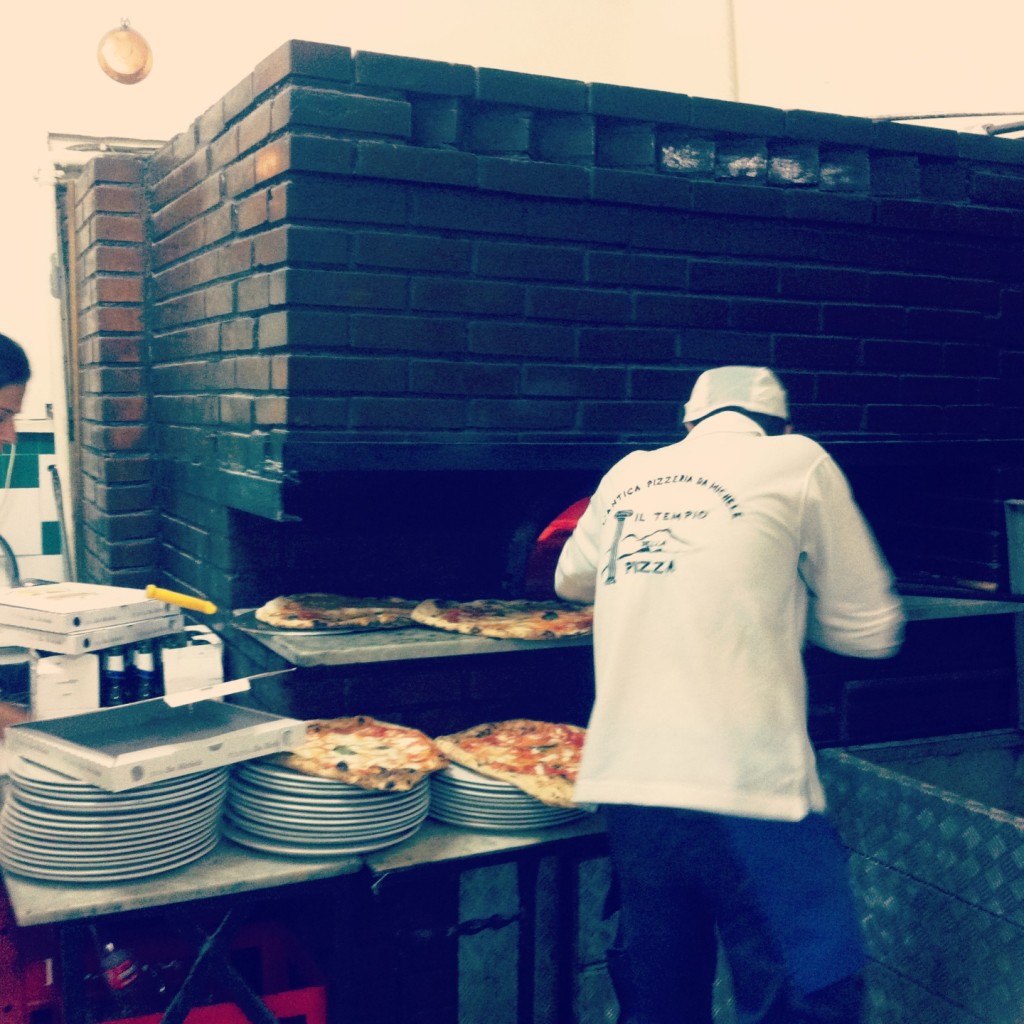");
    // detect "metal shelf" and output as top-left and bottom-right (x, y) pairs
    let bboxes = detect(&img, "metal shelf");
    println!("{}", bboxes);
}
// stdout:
(233, 622), (592, 668)
(902, 595), (1024, 621)
(232, 595), (1024, 670)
